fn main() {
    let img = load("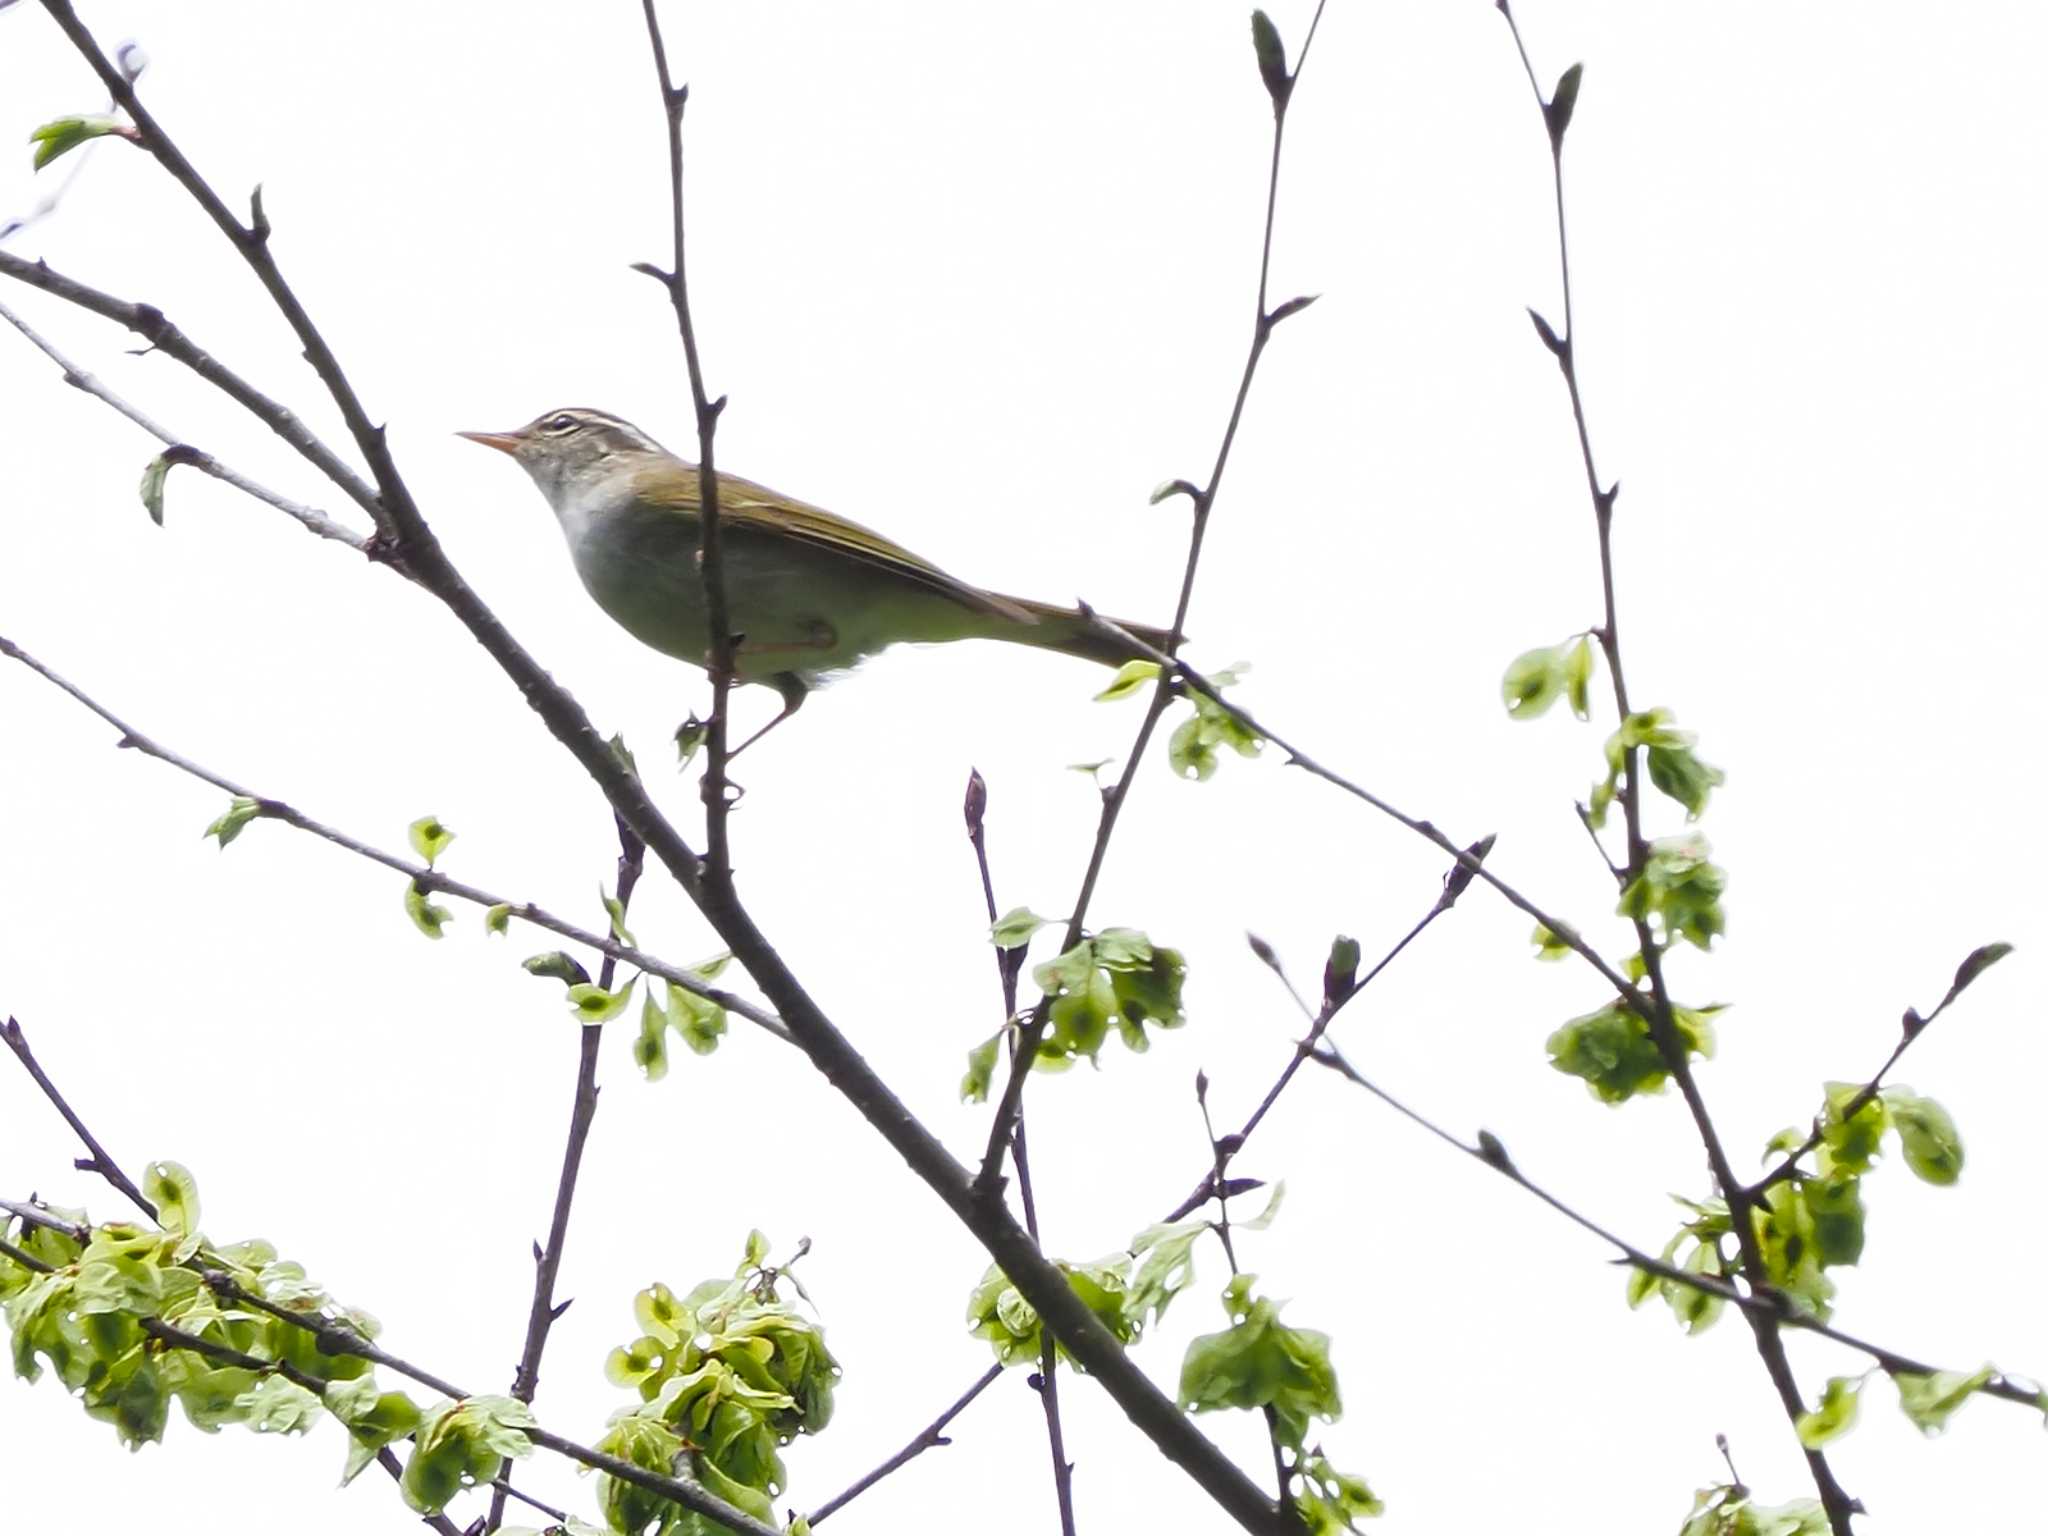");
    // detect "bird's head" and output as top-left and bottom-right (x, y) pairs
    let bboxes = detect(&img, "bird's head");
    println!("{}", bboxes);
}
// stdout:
(459, 407), (672, 507)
